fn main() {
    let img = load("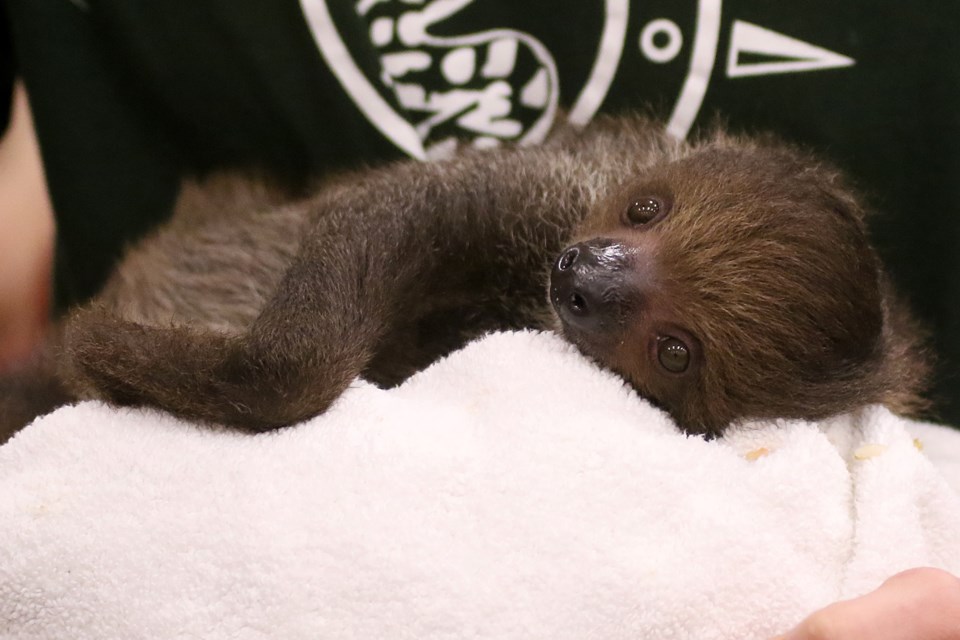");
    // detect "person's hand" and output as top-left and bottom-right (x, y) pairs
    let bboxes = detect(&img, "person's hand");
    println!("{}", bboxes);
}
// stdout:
(772, 568), (960, 640)
(0, 80), (55, 369)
